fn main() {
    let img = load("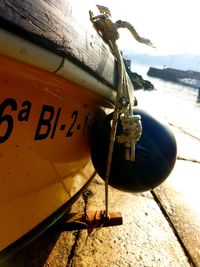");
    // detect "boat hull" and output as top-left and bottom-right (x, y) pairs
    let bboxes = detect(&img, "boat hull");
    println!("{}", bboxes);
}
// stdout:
(0, 0), (118, 257)
(0, 54), (109, 252)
